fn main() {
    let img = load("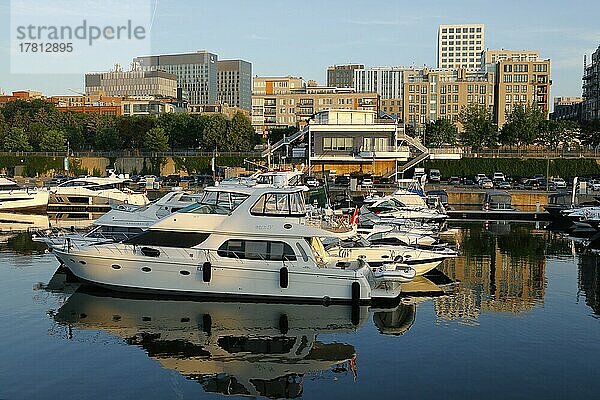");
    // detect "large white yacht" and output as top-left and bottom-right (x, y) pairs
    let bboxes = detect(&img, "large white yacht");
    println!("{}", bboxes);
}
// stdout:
(49, 176), (149, 209)
(37, 190), (201, 249)
(53, 185), (404, 304)
(0, 177), (49, 212)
